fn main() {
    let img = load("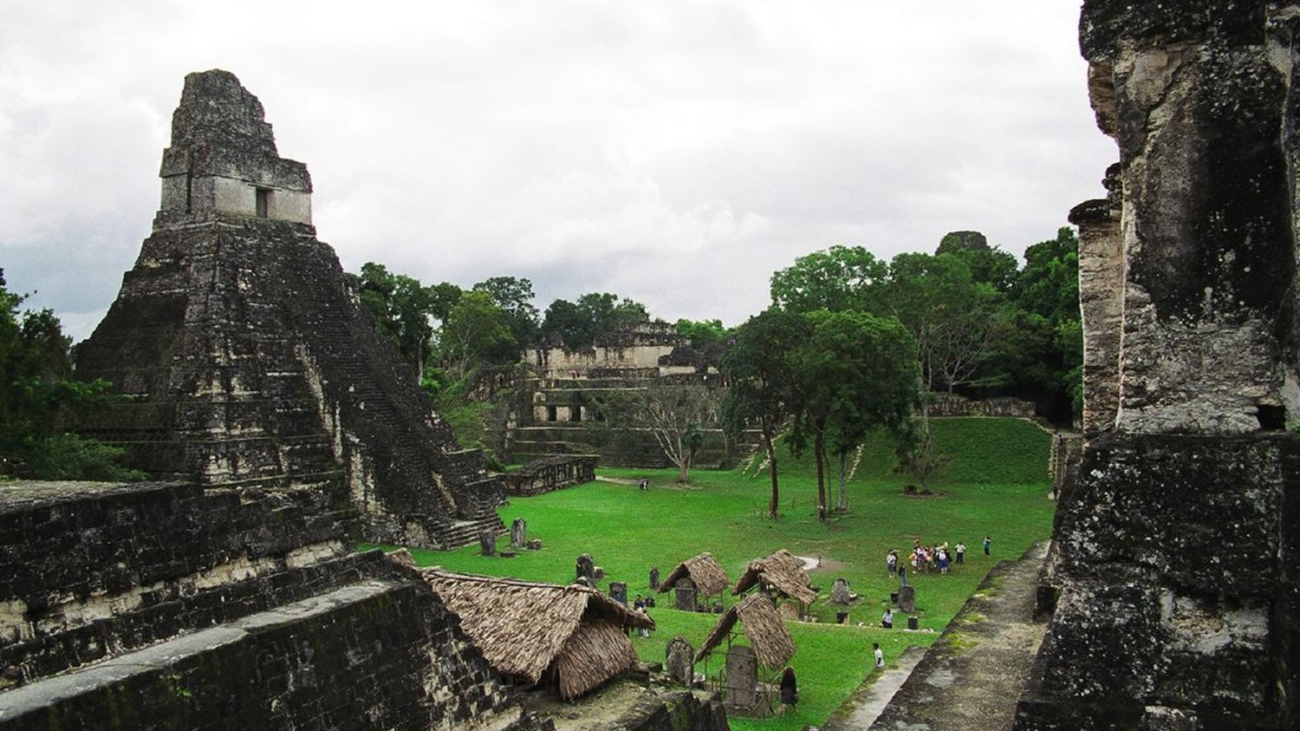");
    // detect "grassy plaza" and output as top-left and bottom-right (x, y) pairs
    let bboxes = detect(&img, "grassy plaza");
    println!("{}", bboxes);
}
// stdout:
(392, 417), (1056, 730)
